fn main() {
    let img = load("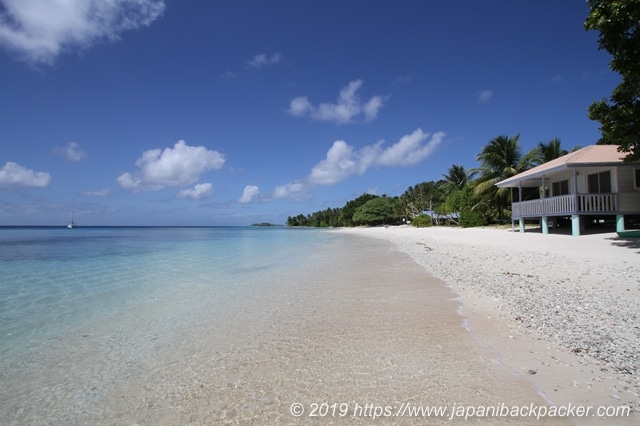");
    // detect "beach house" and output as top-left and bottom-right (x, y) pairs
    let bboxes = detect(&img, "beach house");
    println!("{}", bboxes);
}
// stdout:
(496, 144), (640, 236)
